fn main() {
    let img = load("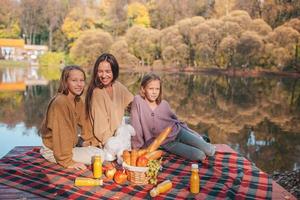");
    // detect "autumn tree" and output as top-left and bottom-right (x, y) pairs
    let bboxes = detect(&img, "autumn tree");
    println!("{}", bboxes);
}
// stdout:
(222, 10), (252, 30)
(61, 6), (100, 48)
(190, 20), (223, 67)
(217, 36), (238, 68)
(0, 0), (20, 38)
(109, 37), (139, 68)
(176, 16), (205, 66)
(265, 26), (300, 70)
(248, 19), (272, 36)
(234, 31), (264, 67)
(160, 26), (189, 69)
(127, 2), (150, 28)
(147, 0), (206, 29)
(19, 0), (46, 44)
(43, 0), (68, 51)
(70, 29), (113, 67)
(125, 25), (160, 67)
(98, 0), (128, 36)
